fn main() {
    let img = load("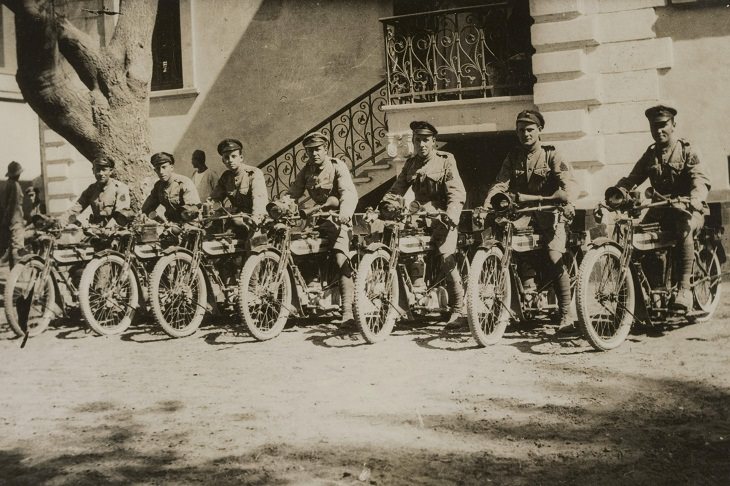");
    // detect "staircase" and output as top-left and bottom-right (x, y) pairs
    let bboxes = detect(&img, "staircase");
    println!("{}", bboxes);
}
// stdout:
(258, 81), (395, 202)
